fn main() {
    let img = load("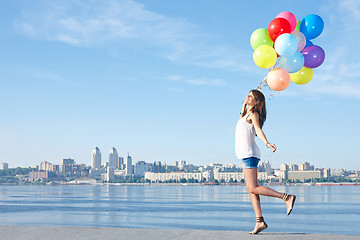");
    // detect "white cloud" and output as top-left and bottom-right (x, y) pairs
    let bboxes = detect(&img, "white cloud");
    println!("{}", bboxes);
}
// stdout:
(15, 0), (252, 72)
(16, 0), (174, 45)
(339, 0), (360, 21)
